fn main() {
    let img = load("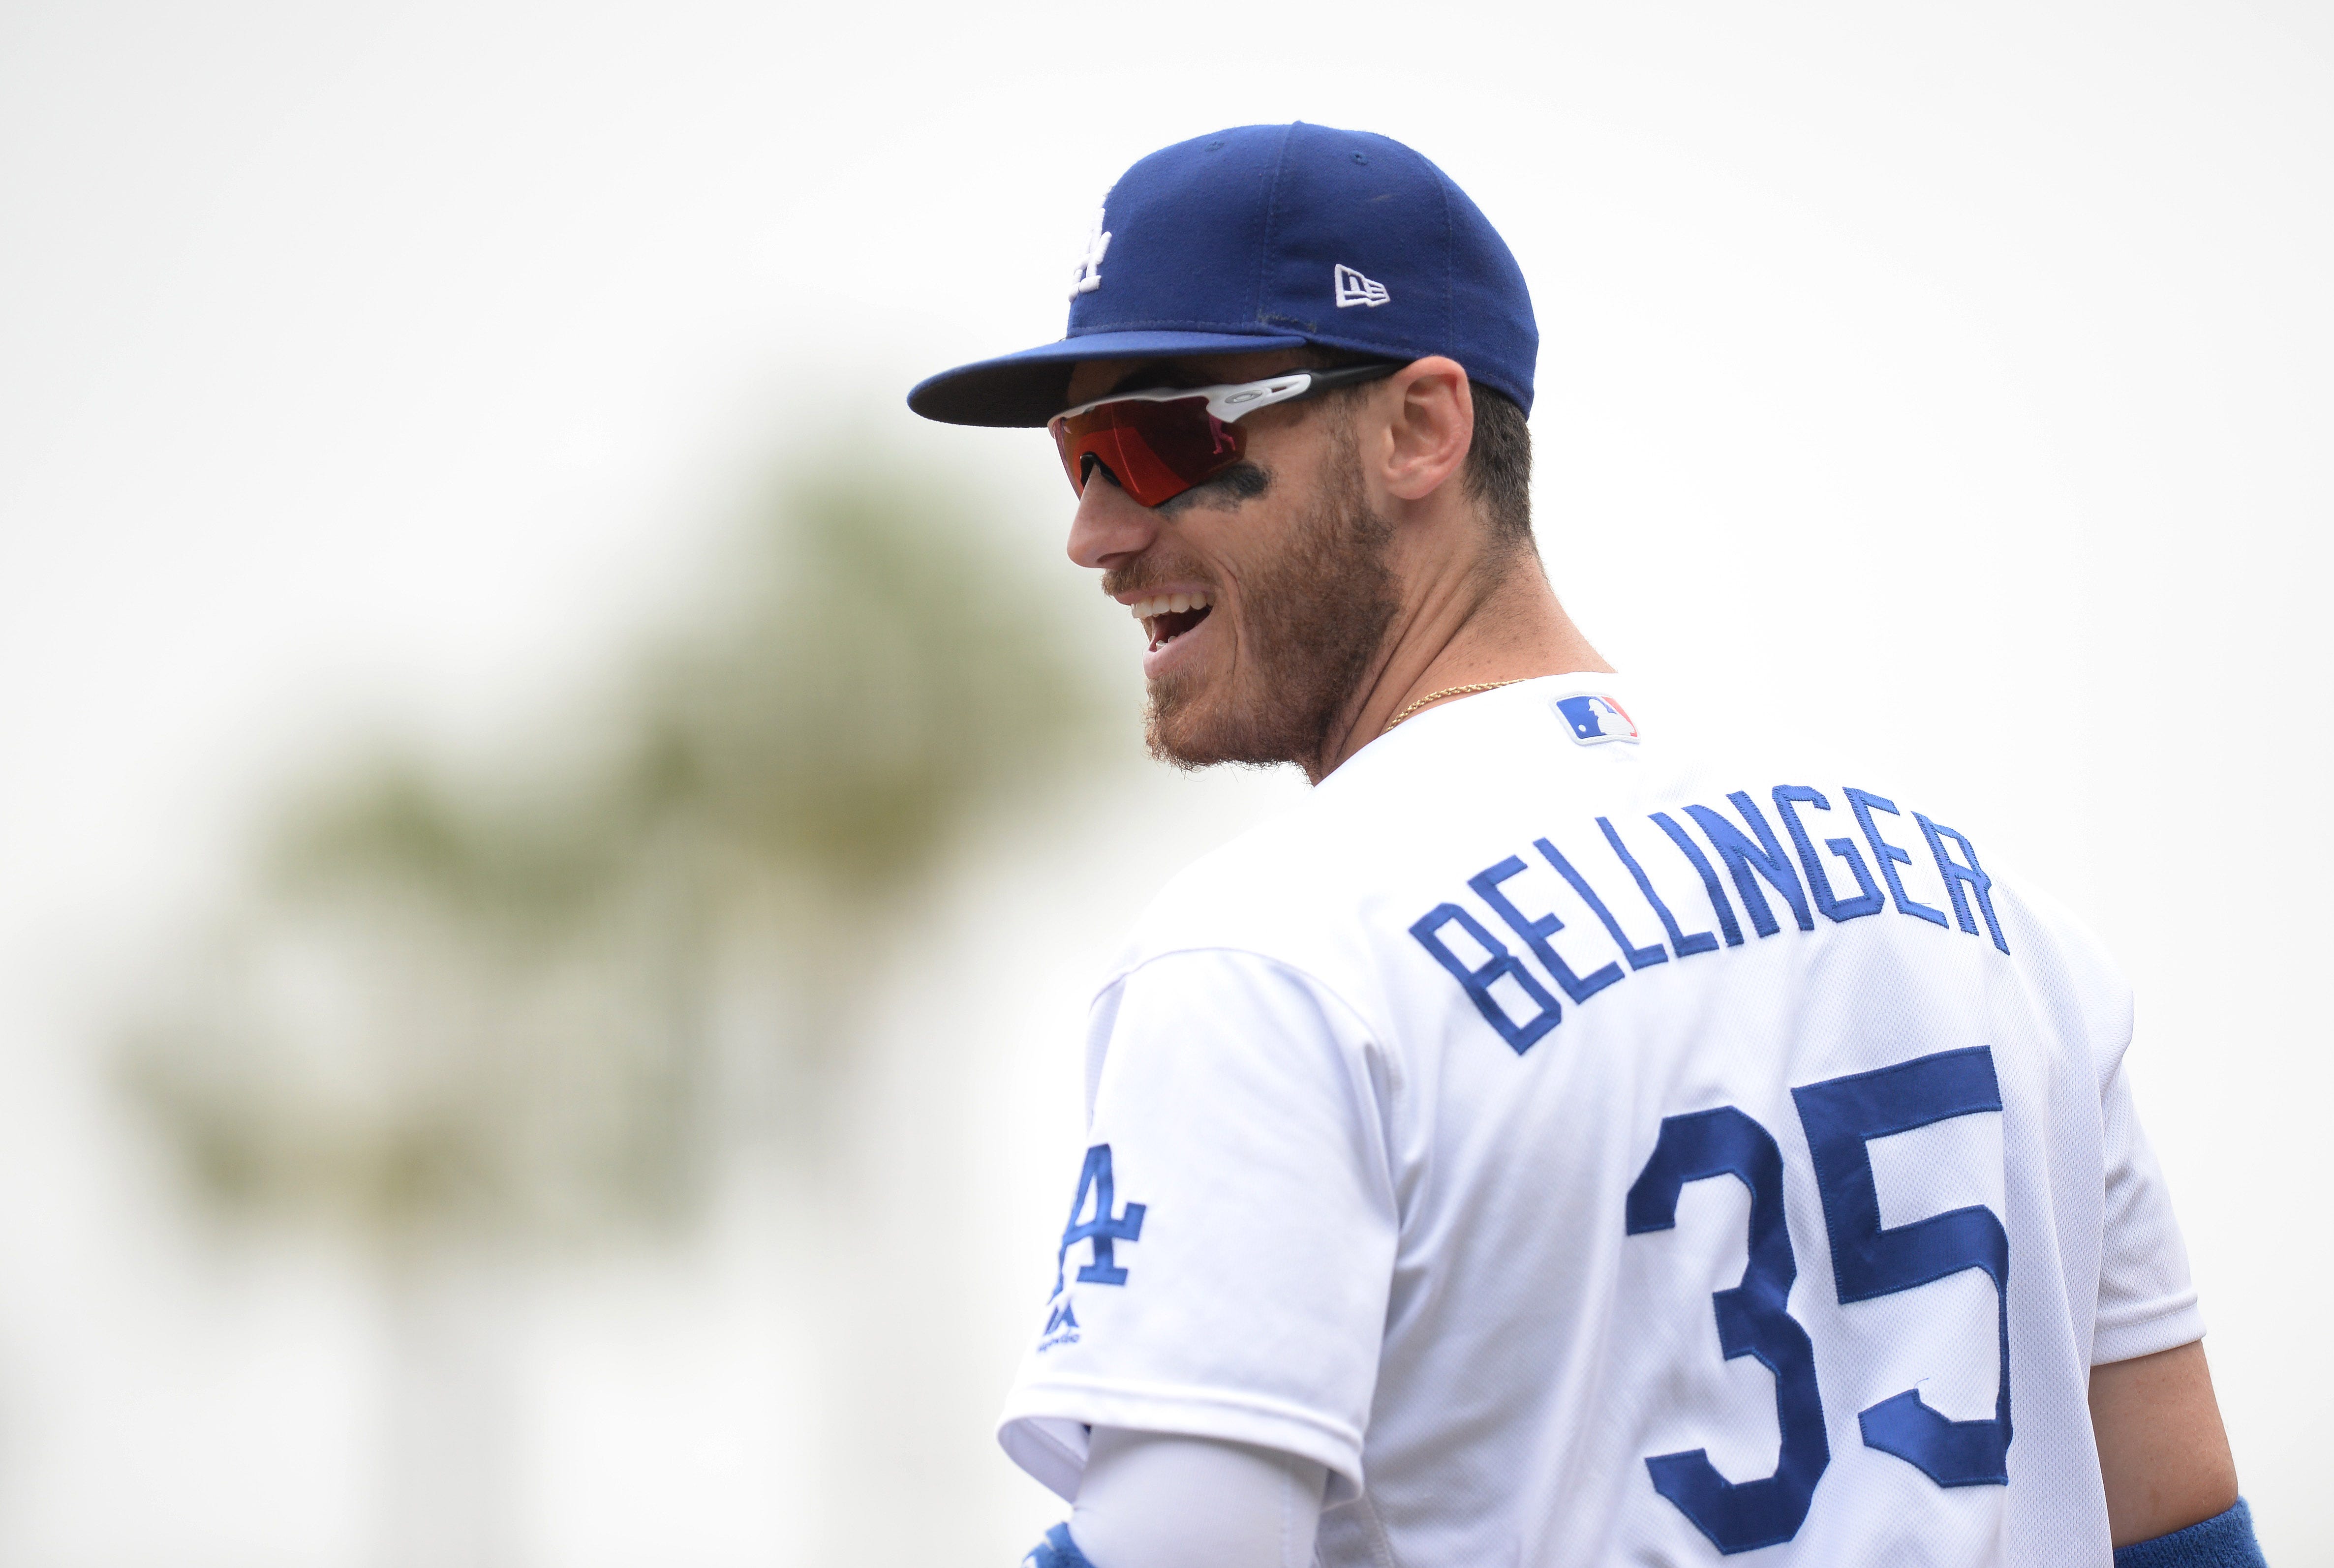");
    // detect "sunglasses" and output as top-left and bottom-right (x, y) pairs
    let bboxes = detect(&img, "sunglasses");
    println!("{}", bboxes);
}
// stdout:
(1049, 361), (1405, 509)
